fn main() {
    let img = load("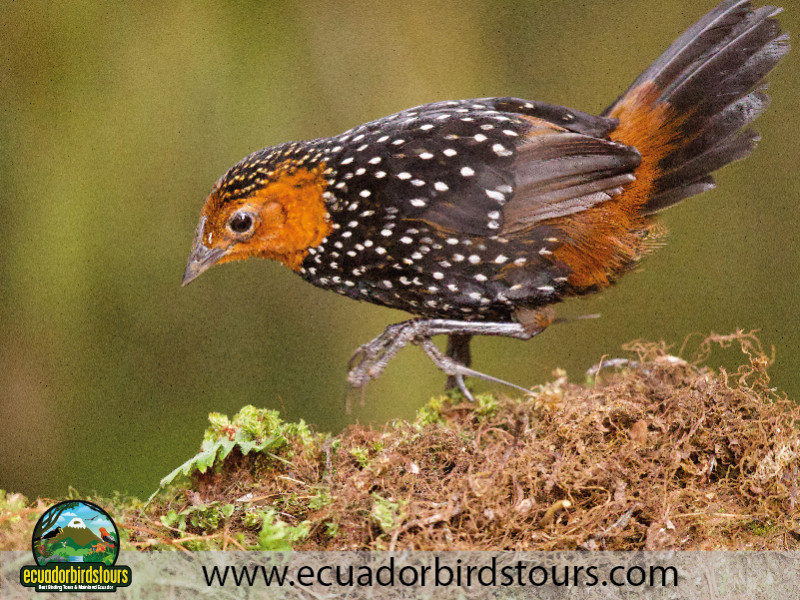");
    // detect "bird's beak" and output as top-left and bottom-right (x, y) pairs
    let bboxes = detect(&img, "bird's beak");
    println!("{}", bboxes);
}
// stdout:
(182, 218), (226, 286)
